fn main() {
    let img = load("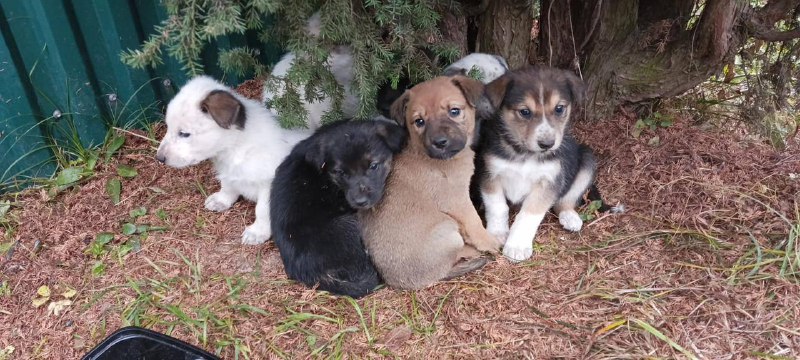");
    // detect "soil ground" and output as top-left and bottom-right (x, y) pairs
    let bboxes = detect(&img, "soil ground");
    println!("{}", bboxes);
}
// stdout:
(1, 82), (798, 359)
